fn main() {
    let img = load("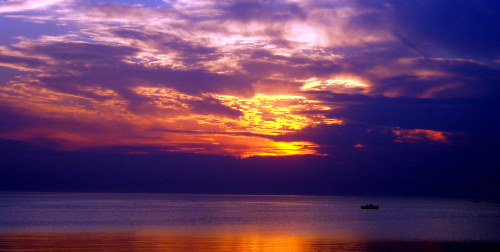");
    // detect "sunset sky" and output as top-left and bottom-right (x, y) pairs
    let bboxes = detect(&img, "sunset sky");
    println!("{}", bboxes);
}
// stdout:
(0, 0), (498, 197)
